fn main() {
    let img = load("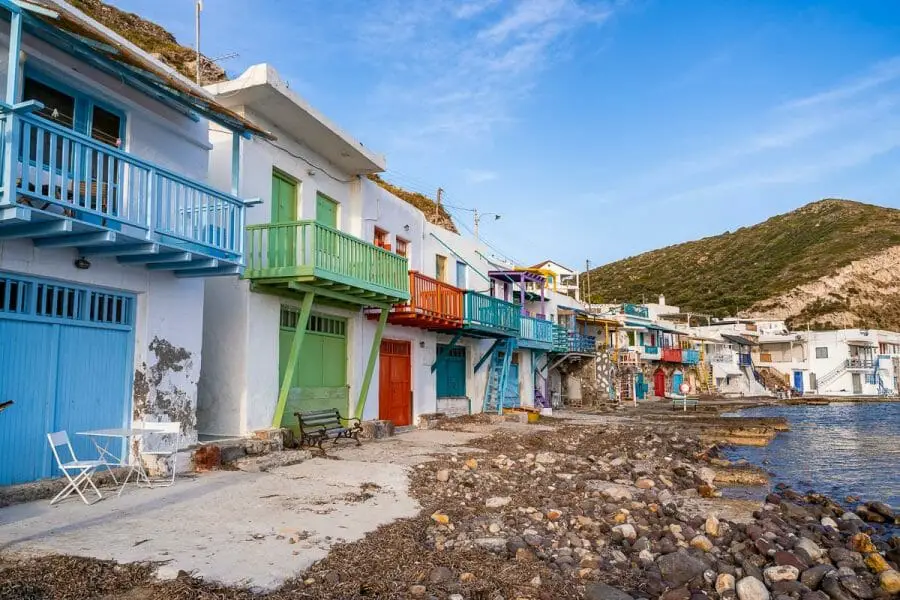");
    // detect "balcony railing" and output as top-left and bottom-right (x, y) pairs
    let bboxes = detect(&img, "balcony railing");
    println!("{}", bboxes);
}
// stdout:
(551, 324), (568, 353)
(519, 315), (554, 349)
(245, 220), (409, 300)
(551, 326), (596, 353)
(463, 291), (519, 336)
(682, 349), (700, 364)
(848, 357), (875, 370)
(710, 352), (733, 363)
(623, 303), (649, 318)
(4, 111), (244, 262)
(387, 271), (462, 327)
(738, 353), (753, 367)
(662, 347), (682, 363)
(642, 345), (660, 358)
